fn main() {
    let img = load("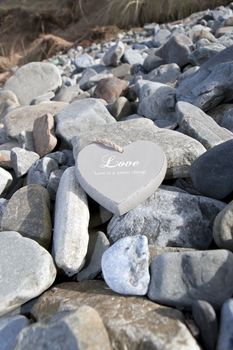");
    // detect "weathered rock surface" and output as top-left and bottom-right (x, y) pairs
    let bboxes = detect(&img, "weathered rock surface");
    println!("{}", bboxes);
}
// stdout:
(33, 113), (57, 157)
(11, 147), (39, 177)
(148, 250), (233, 308)
(102, 235), (150, 295)
(0, 231), (56, 317)
(217, 299), (233, 350)
(30, 281), (201, 350)
(213, 200), (233, 250)
(1, 184), (52, 249)
(108, 187), (225, 249)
